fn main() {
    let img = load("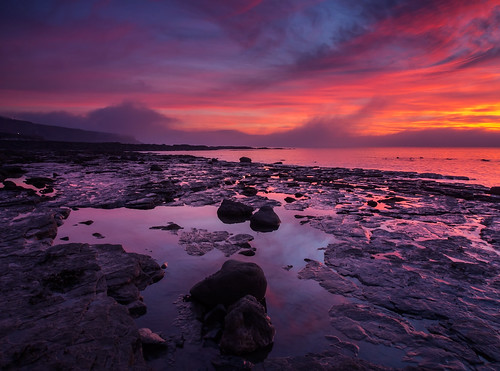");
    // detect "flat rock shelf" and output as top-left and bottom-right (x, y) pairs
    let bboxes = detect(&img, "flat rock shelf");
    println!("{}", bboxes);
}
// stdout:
(0, 144), (499, 370)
